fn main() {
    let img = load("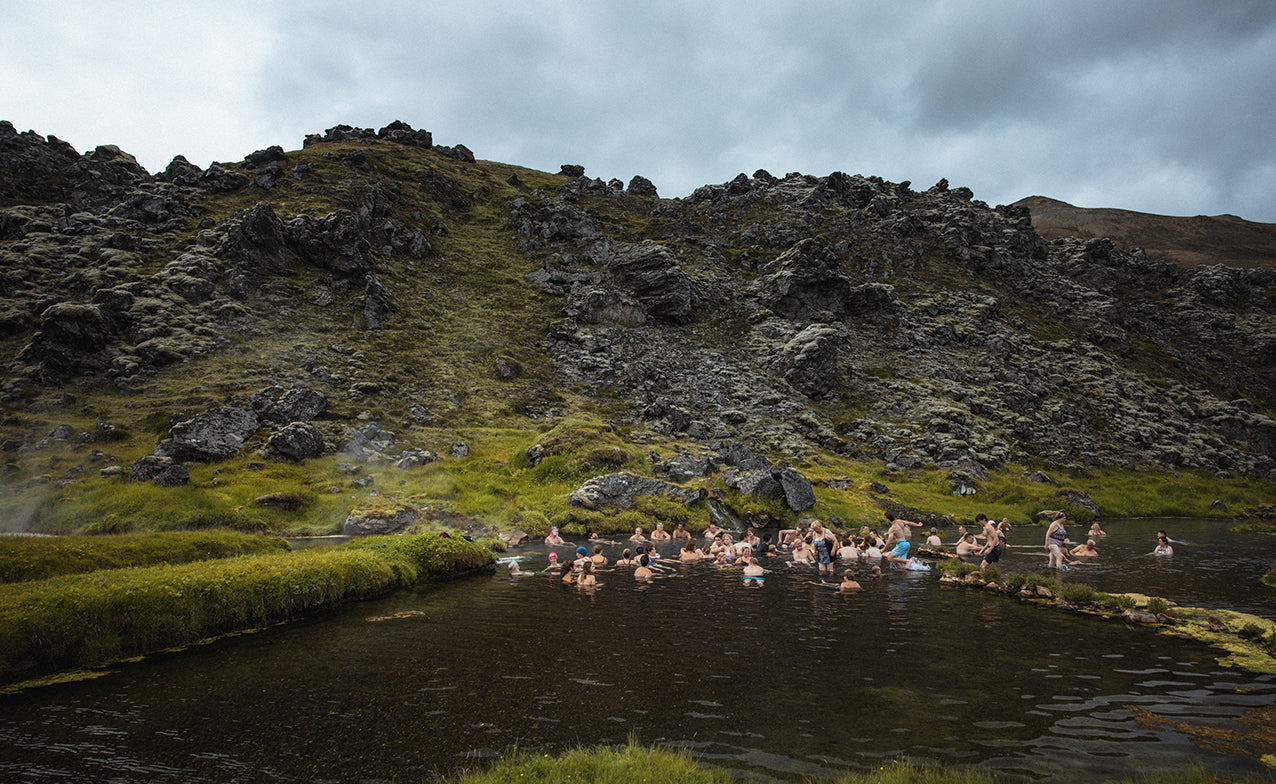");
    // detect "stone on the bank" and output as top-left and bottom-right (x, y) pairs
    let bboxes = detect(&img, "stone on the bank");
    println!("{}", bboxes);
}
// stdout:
(568, 472), (706, 510)
(499, 528), (529, 547)
(342, 505), (418, 536)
